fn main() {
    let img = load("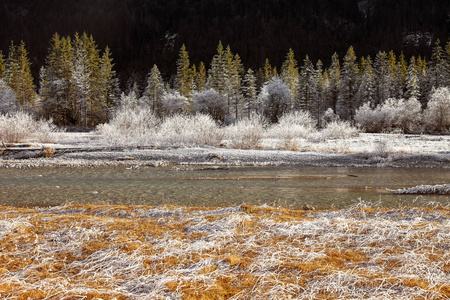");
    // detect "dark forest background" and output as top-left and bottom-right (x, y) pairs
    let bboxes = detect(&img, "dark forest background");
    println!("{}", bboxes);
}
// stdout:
(1, 0), (449, 89)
